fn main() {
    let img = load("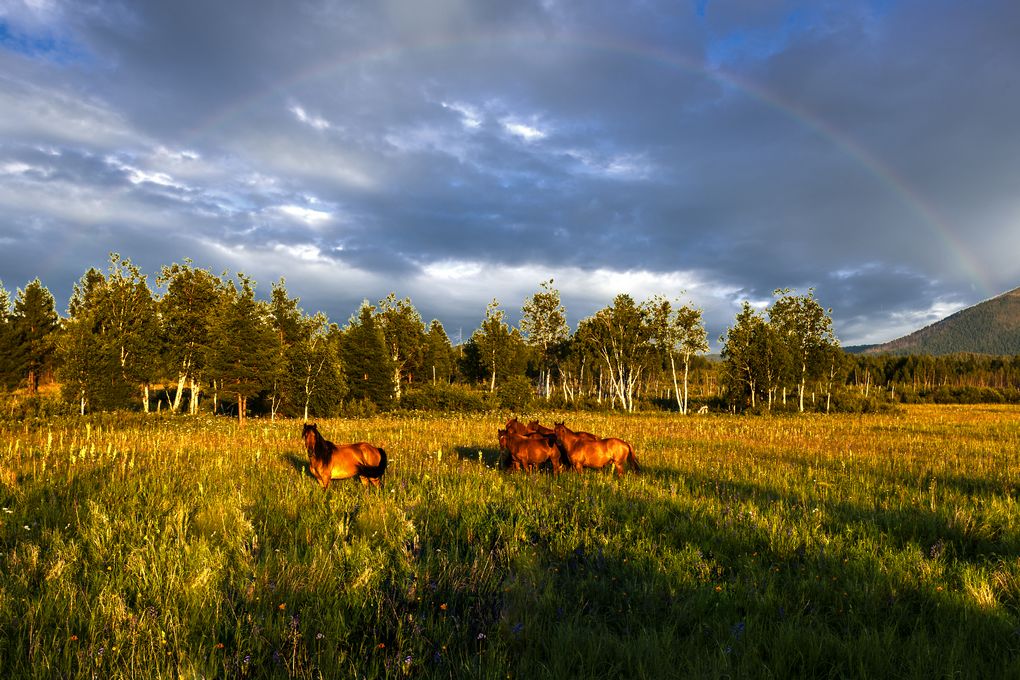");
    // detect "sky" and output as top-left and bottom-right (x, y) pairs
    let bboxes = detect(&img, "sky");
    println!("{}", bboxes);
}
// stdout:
(1, 0), (1018, 348)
